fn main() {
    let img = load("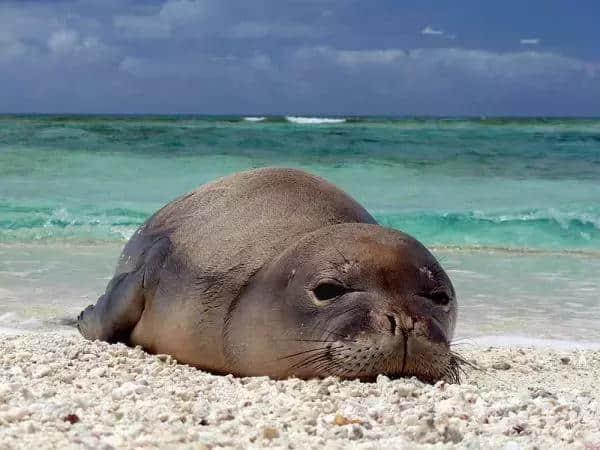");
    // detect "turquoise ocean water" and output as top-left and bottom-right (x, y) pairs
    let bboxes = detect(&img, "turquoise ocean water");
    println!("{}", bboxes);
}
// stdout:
(1, 115), (599, 346)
